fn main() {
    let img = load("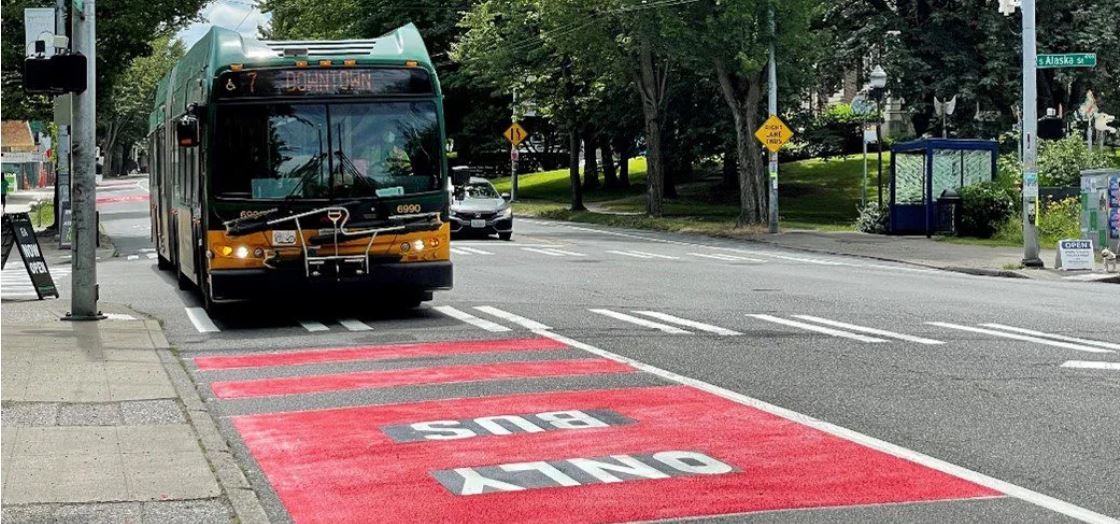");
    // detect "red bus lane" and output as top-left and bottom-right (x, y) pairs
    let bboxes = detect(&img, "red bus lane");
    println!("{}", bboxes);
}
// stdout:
(228, 383), (999, 523)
